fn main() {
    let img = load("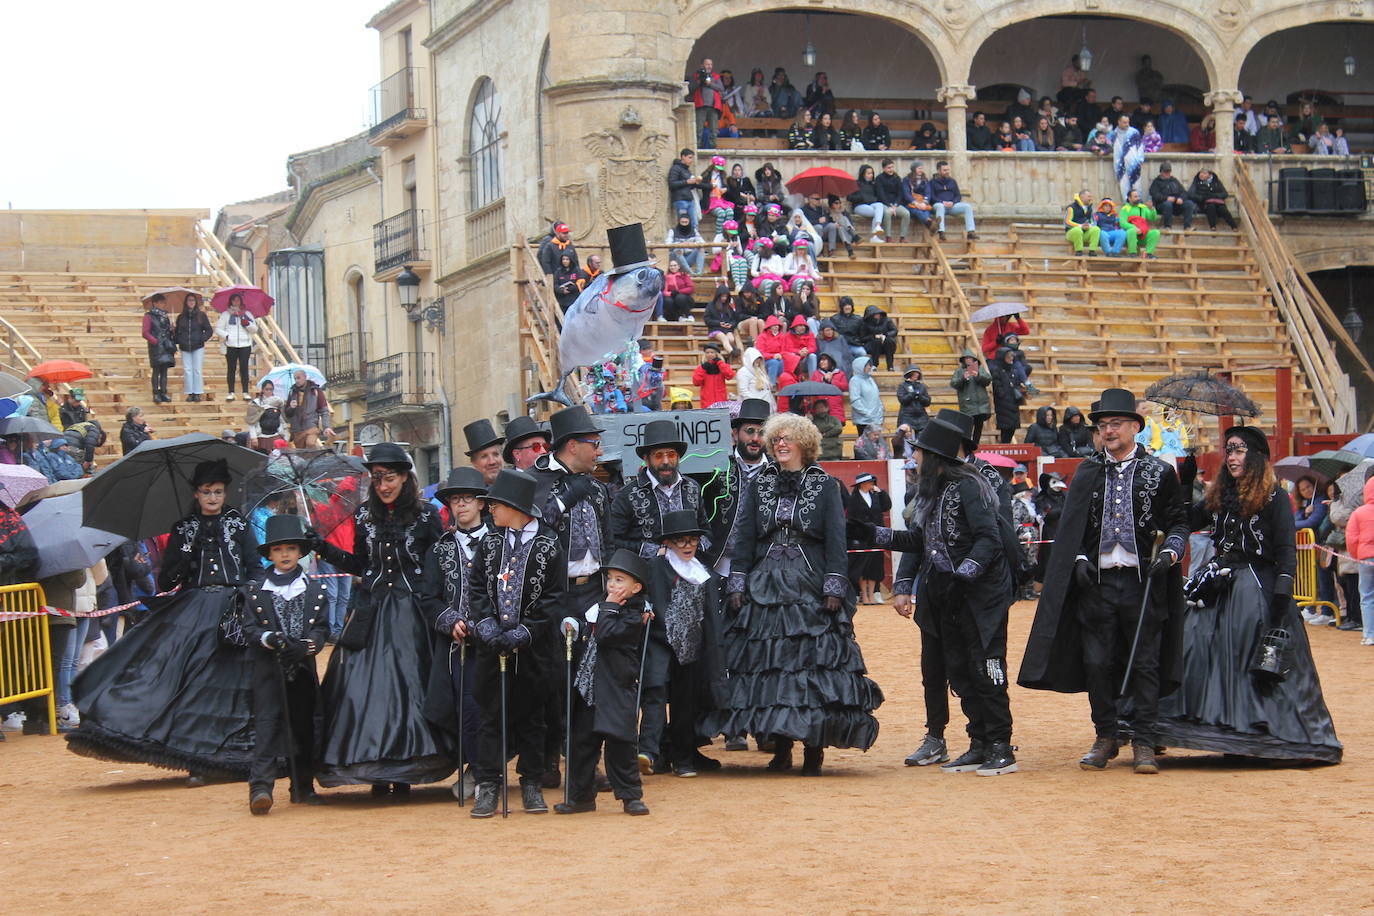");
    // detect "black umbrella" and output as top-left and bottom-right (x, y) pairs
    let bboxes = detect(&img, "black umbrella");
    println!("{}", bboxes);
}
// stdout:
(1143, 371), (1260, 418)
(82, 432), (268, 539)
(240, 448), (368, 540)
(0, 415), (62, 438)
(777, 380), (842, 397)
